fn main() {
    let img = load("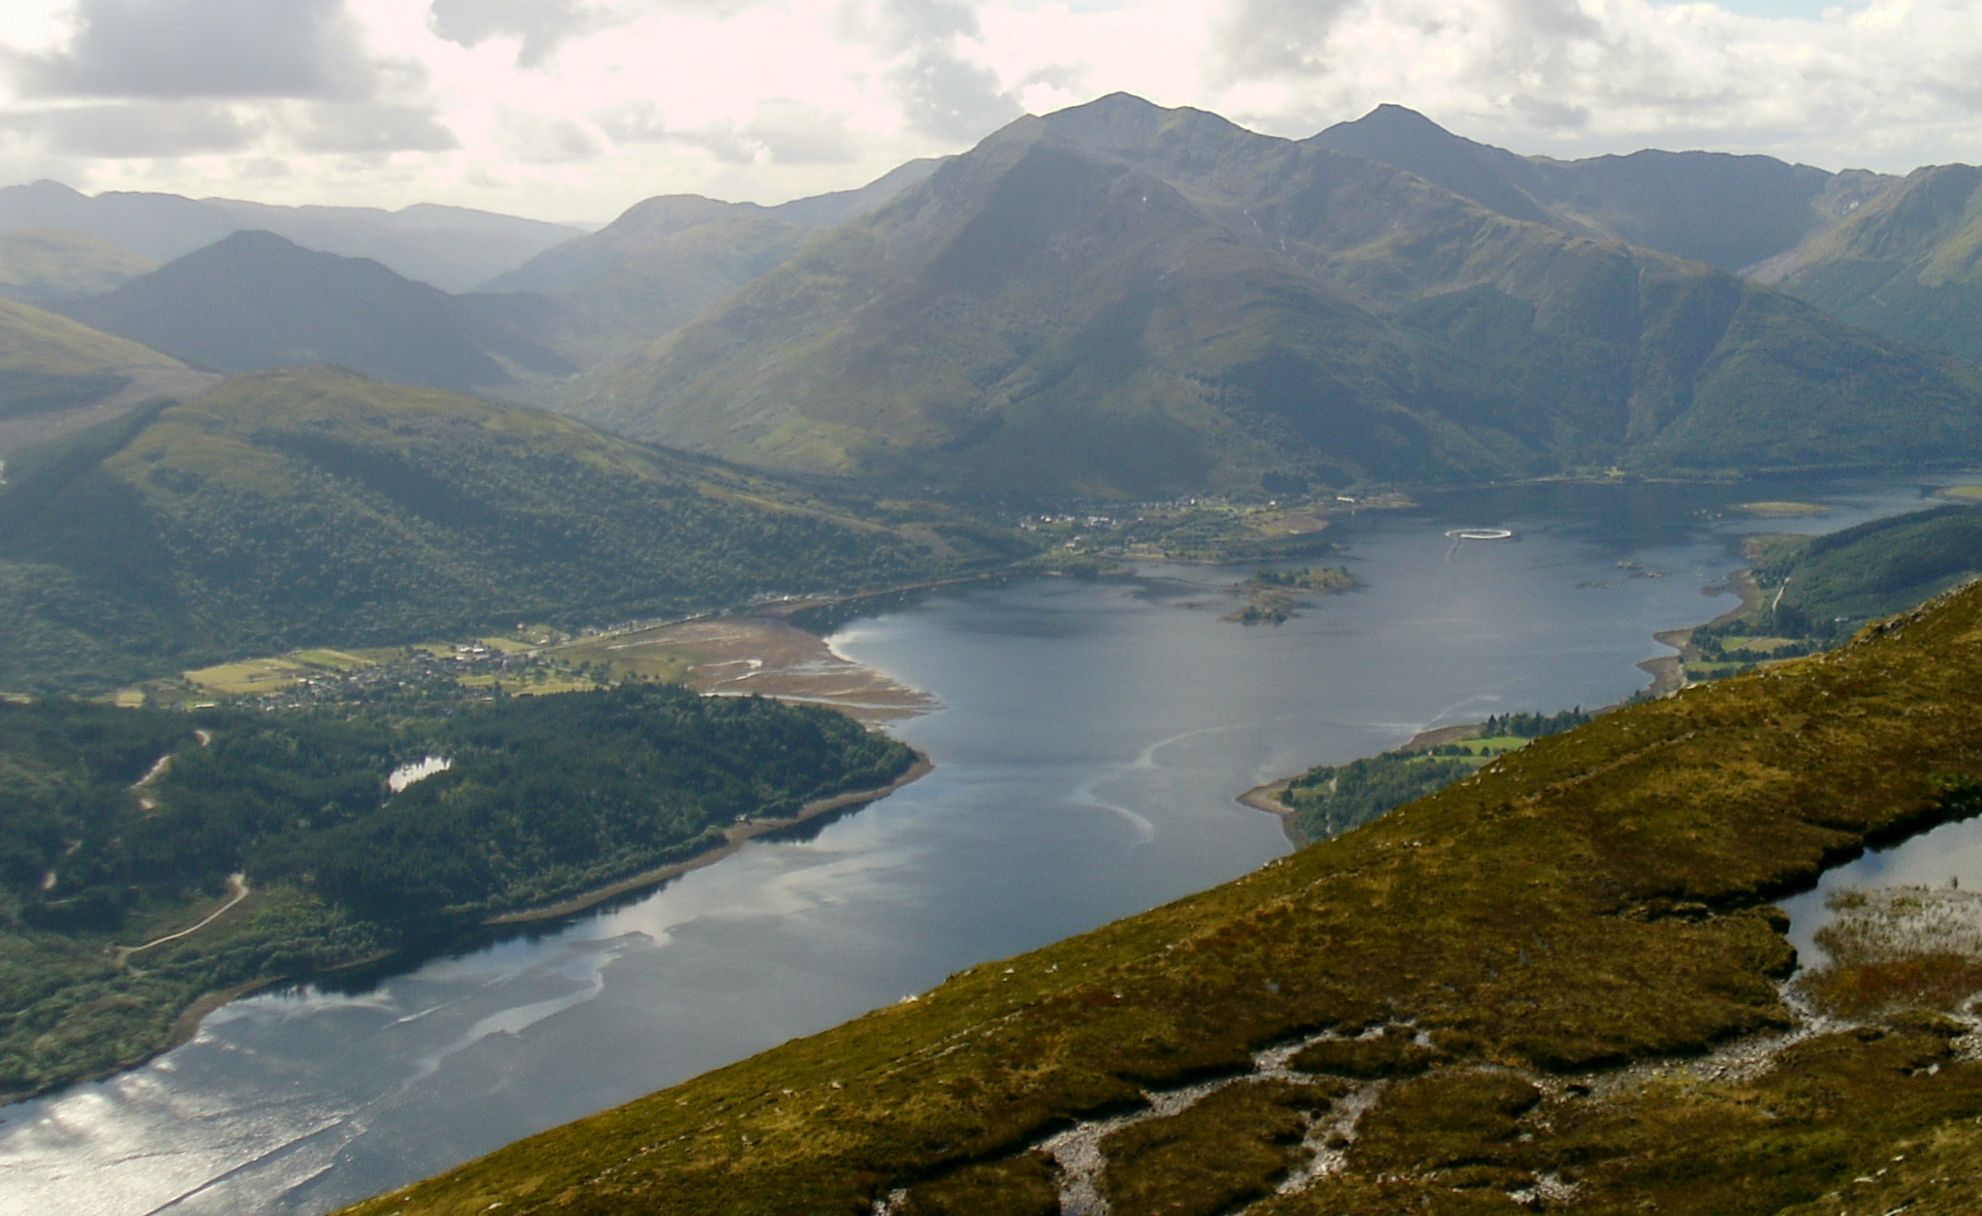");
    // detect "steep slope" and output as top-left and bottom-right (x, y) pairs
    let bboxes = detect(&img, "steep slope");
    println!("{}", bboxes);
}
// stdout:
(484, 162), (947, 361)
(1309, 104), (1892, 273)
(0, 367), (957, 691)
(483, 195), (813, 359)
(347, 580), (1982, 1216)
(0, 181), (580, 290)
(1757, 165), (1982, 364)
(61, 231), (574, 392)
(583, 95), (1982, 499)
(0, 297), (212, 458)
(0, 227), (155, 303)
